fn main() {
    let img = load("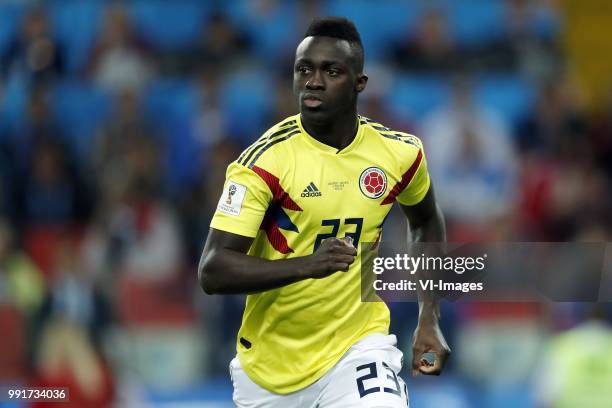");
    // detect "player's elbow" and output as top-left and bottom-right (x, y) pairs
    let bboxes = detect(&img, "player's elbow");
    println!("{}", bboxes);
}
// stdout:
(198, 251), (222, 295)
(199, 268), (219, 295)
